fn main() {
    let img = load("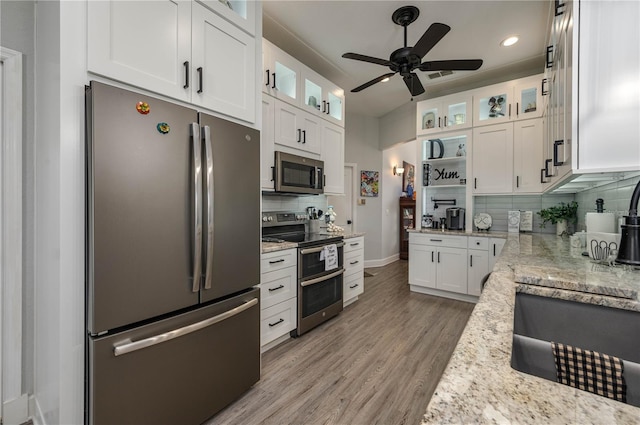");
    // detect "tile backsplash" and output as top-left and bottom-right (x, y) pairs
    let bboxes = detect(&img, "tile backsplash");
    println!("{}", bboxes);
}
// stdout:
(262, 193), (328, 214)
(575, 175), (640, 231)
